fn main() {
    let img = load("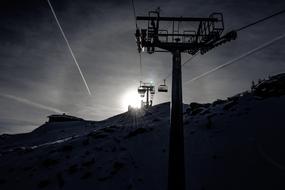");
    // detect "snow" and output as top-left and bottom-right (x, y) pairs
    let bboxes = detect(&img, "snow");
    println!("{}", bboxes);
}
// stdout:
(0, 75), (285, 190)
